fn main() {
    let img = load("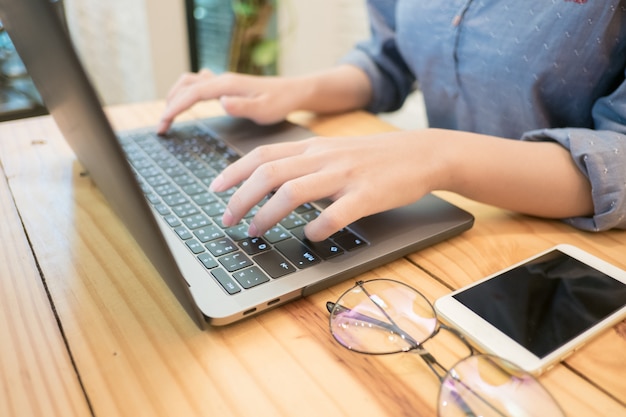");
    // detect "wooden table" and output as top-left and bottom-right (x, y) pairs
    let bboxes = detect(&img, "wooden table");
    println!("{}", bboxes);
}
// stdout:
(1, 101), (624, 417)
